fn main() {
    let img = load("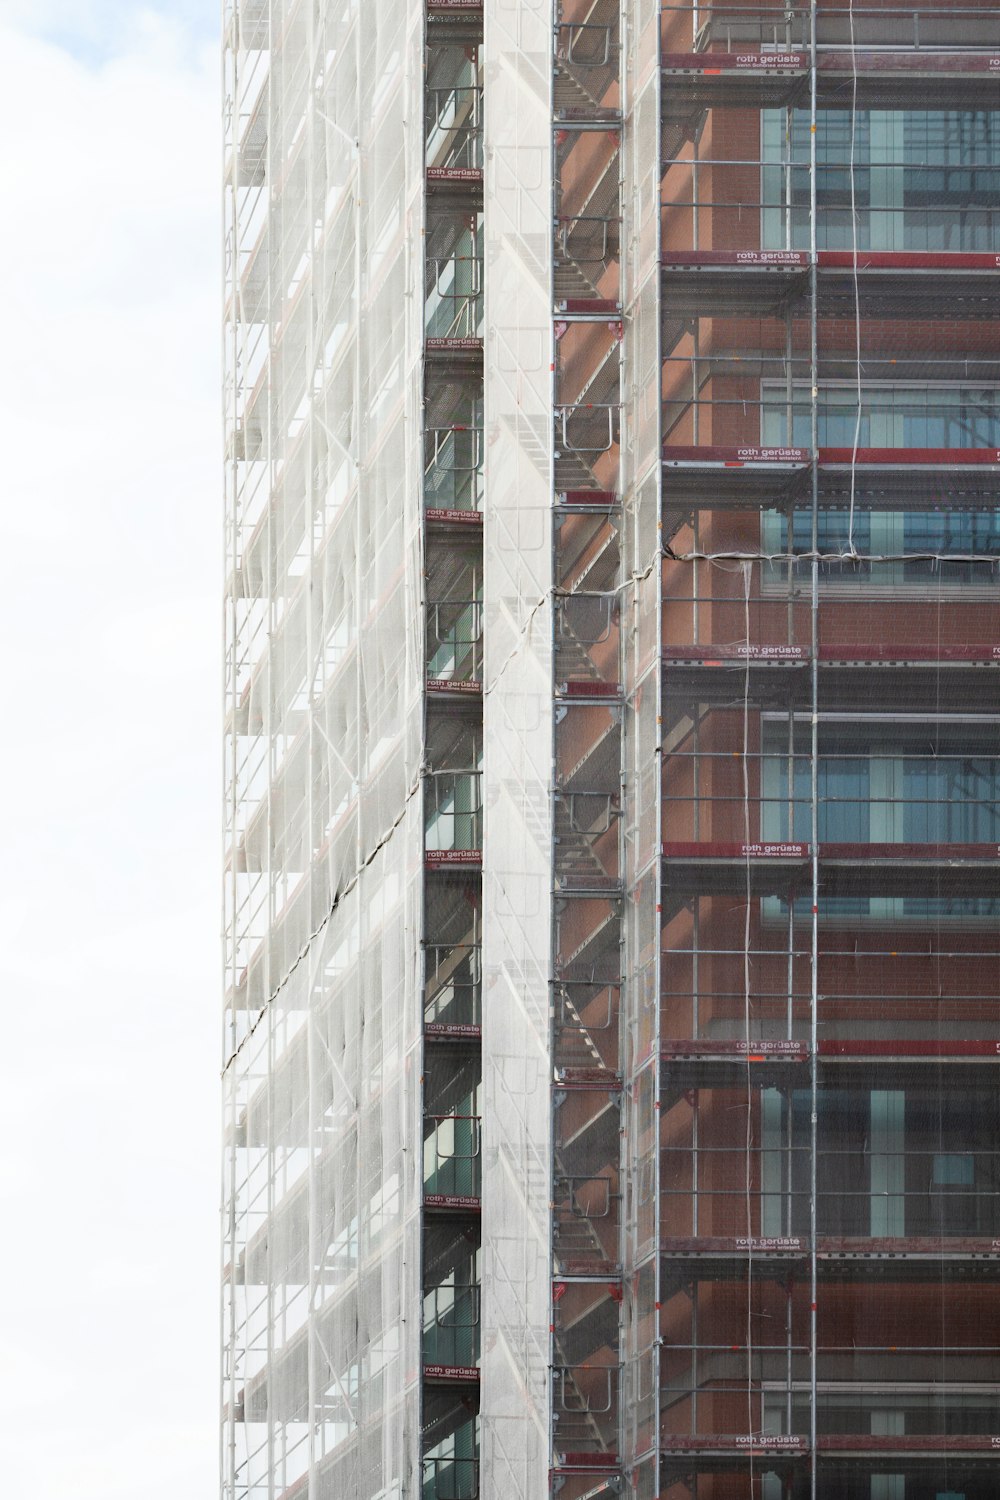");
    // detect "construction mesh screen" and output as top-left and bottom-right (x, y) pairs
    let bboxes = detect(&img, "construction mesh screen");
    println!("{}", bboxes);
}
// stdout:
(223, 1), (425, 1495)
(223, 1), (1000, 1497)
(651, 1), (1000, 1496)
